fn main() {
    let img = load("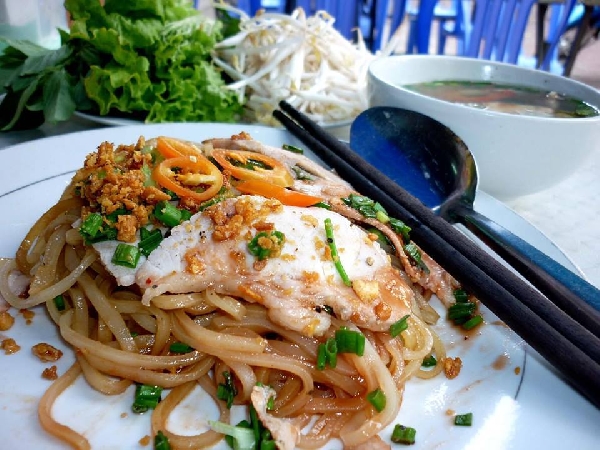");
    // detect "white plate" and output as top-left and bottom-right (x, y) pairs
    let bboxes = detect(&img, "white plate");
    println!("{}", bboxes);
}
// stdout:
(0, 123), (597, 449)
